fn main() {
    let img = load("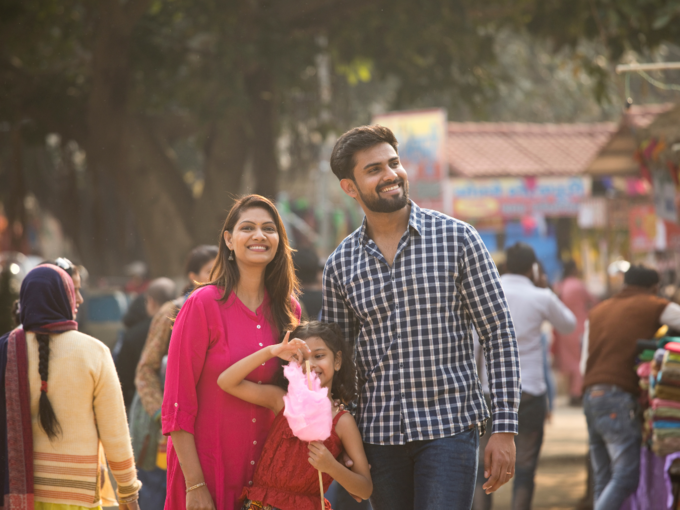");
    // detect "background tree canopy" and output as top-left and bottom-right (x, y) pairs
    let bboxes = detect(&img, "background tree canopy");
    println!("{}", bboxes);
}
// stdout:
(1, 0), (679, 276)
